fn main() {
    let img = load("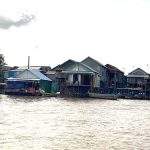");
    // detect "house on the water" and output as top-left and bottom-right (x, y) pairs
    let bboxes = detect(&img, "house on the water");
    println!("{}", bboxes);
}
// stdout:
(124, 68), (150, 98)
(105, 64), (126, 94)
(6, 69), (52, 95)
(49, 57), (127, 97)
(4, 66), (51, 79)
(81, 57), (108, 92)
(4, 69), (25, 79)
(127, 68), (150, 88)
(51, 59), (100, 97)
